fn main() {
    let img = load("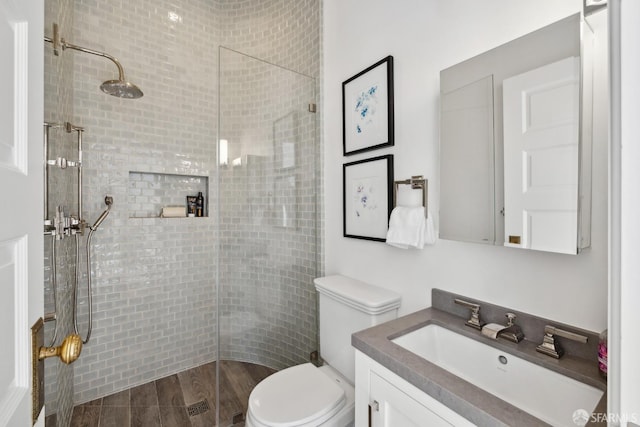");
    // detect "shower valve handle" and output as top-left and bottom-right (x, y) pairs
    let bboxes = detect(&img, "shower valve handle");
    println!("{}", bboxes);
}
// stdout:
(39, 333), (83, 364)
(47, 157), (79, 169)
